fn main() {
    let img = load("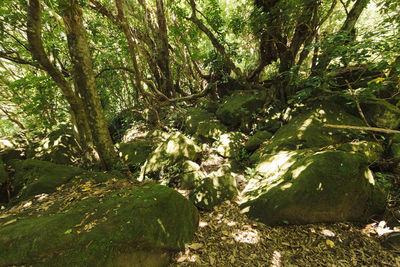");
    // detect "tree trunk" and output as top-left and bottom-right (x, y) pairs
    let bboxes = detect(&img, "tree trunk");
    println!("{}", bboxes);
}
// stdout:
(27, 0), (96, 162)
(61, 0), (118, 169)
(312, 0), (370, 74)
